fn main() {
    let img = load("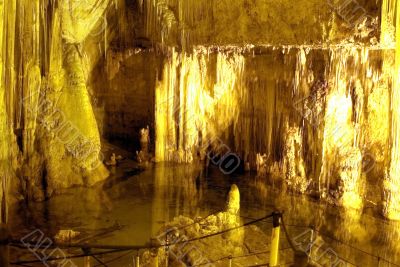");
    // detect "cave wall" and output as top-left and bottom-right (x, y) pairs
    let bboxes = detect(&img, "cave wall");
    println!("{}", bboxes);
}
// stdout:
(87, 0), (382, 157)
(140, 0), (380, 47)
(0, 0), (385, 212)
(91, 49), (162, 152)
